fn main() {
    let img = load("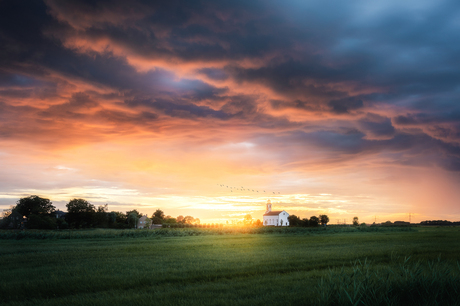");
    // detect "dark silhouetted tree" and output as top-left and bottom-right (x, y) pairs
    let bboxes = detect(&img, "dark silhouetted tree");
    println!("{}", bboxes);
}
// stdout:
(13, 196), (56, 229)
(15, 195), (55, 218)
(288, 215), (301, 227)
(114, 211), (126, 223)
(301, 218), (310, 227)
(353, 216), (359, 226)
(151, 216), (163, 224)
(94, 204), (109, 228)
(27, 214), (57, 229)
(319, 215), (329, 226)
(110, 211), (128, 228)
(127, 212), (139, 228)
(164, 217), (177, 224)
(108, 212), (116, 227)
(153, 209), (165, 220)
(66, 198), (95, 228)
(126, 209), (142, 219)
(309, 216), (320, 227)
